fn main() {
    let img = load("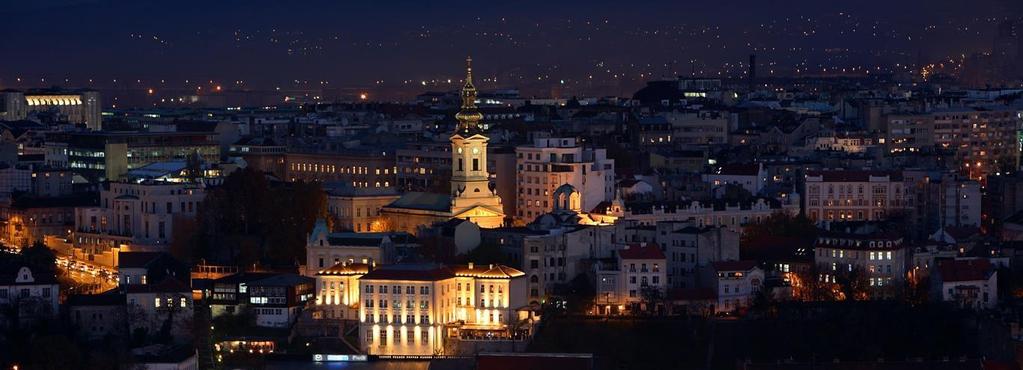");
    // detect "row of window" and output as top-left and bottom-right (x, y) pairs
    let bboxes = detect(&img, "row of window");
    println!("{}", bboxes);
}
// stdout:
(0, 287), (50, 298)
(365, 299), (429, 309)
(627, 275), (660, 285)
(626, 263), (660, 273)
(365, 285), (430, 295)
(250, 296), (286, 304)
(255, 308), (284, 315)
(154, 297), (188, 308)
(290, 164), (394, 175)
(364, 314), (431, 326)
(821, 249), (895, 259)
(367, 327), (432, 345)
